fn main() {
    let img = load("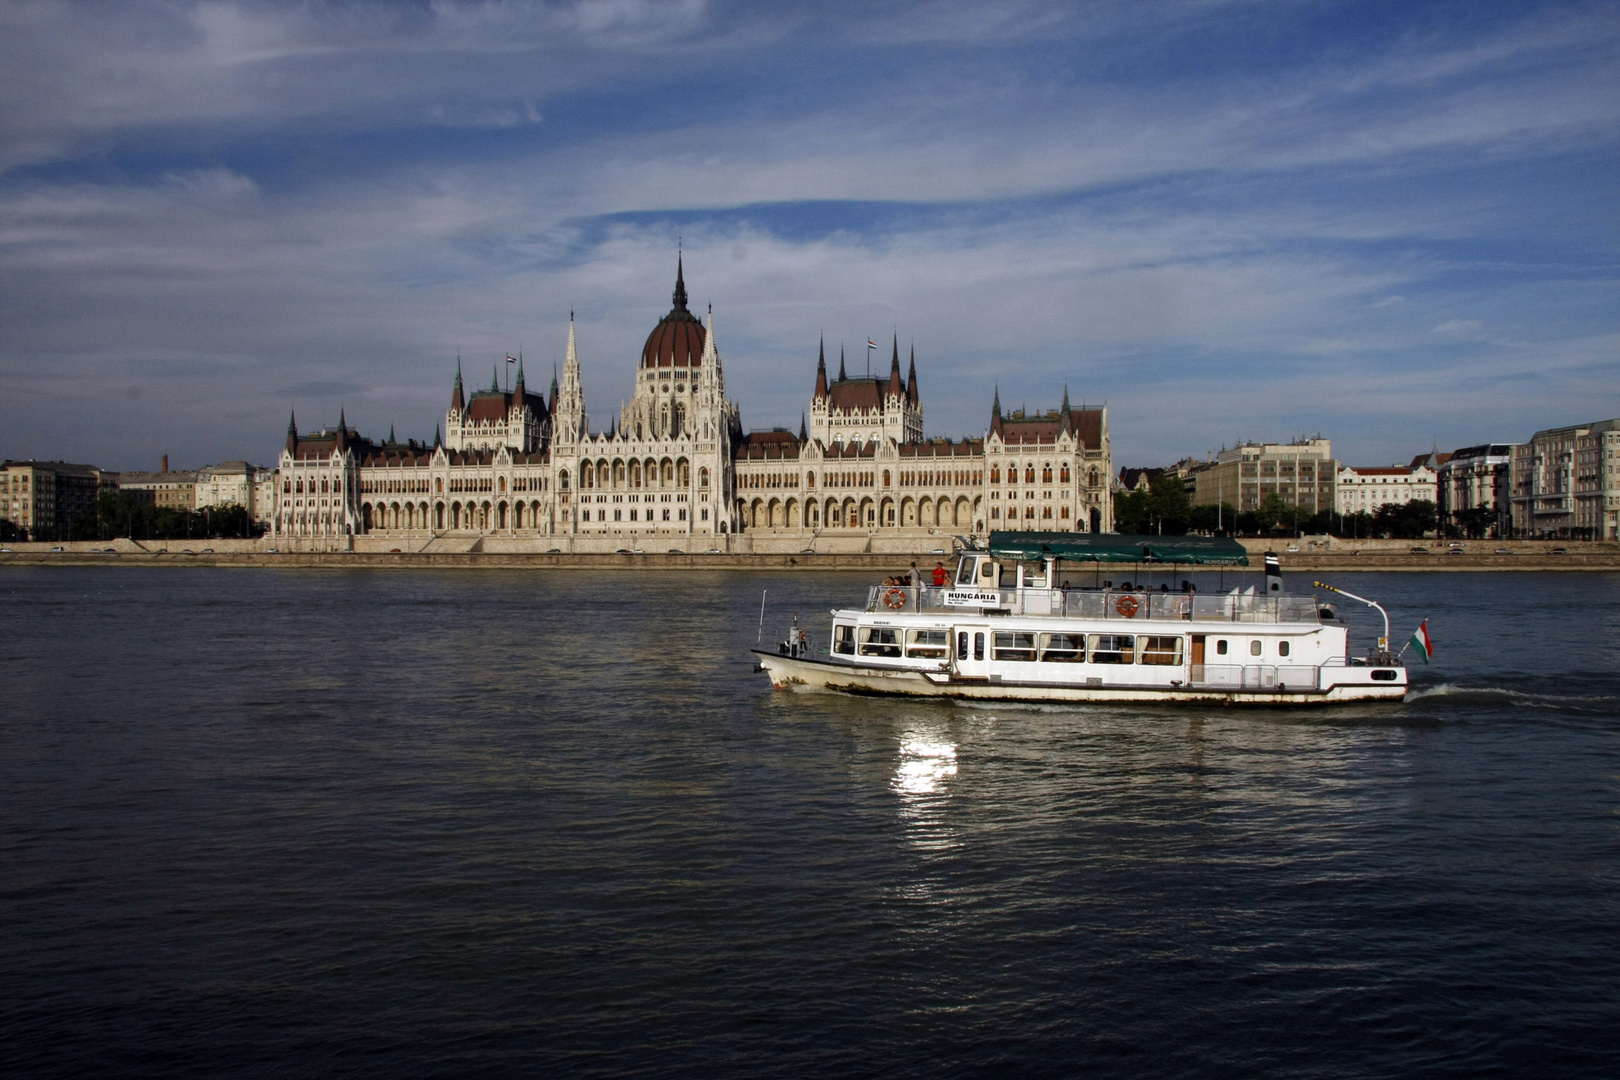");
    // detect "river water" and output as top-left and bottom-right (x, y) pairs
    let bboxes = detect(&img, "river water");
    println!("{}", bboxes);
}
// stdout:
(2, 568), (1617, 1078)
